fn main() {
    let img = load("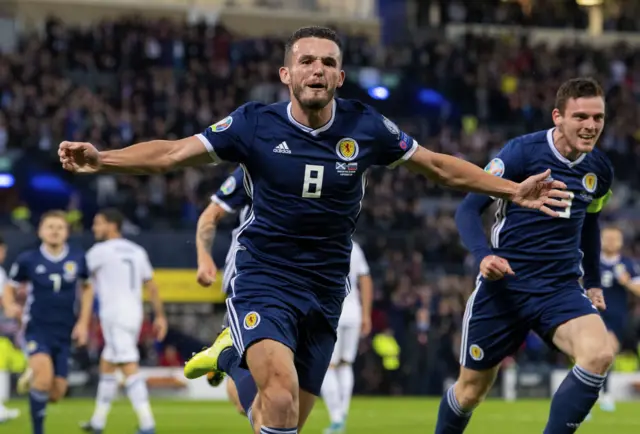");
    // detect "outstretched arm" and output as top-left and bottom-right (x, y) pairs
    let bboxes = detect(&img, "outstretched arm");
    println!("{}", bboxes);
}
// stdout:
(405, 146), (568, 216)
(60, 136), (213, 175)
(406, 147), (518, 200)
